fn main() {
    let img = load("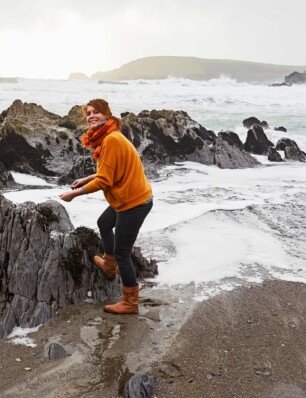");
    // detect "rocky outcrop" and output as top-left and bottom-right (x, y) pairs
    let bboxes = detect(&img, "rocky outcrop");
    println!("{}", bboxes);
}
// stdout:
(0, 196), (157, 338)
(0, 101), (280, 183)
(276, 138), (306, 162)
(122, 110), (261, 170)
(268, 147), (283, 162)
(244, 125), (274, 155)
(285, 71), (306, 85)
(121, 110), (216, 168)
(0, 100), (81, 177)
(214, 131), (259, 169)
